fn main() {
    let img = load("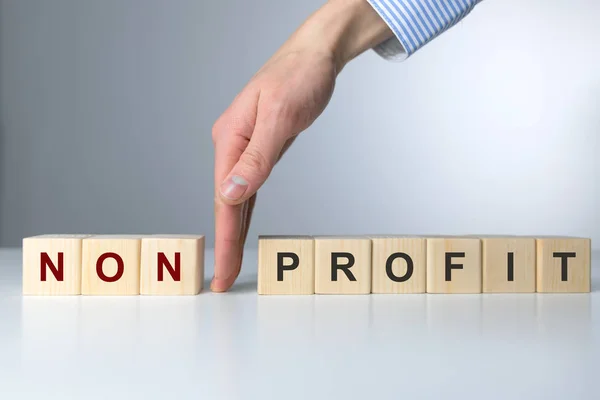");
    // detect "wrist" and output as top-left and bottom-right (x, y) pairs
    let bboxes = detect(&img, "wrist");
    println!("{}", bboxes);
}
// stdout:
(291, 0), (393, 73)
